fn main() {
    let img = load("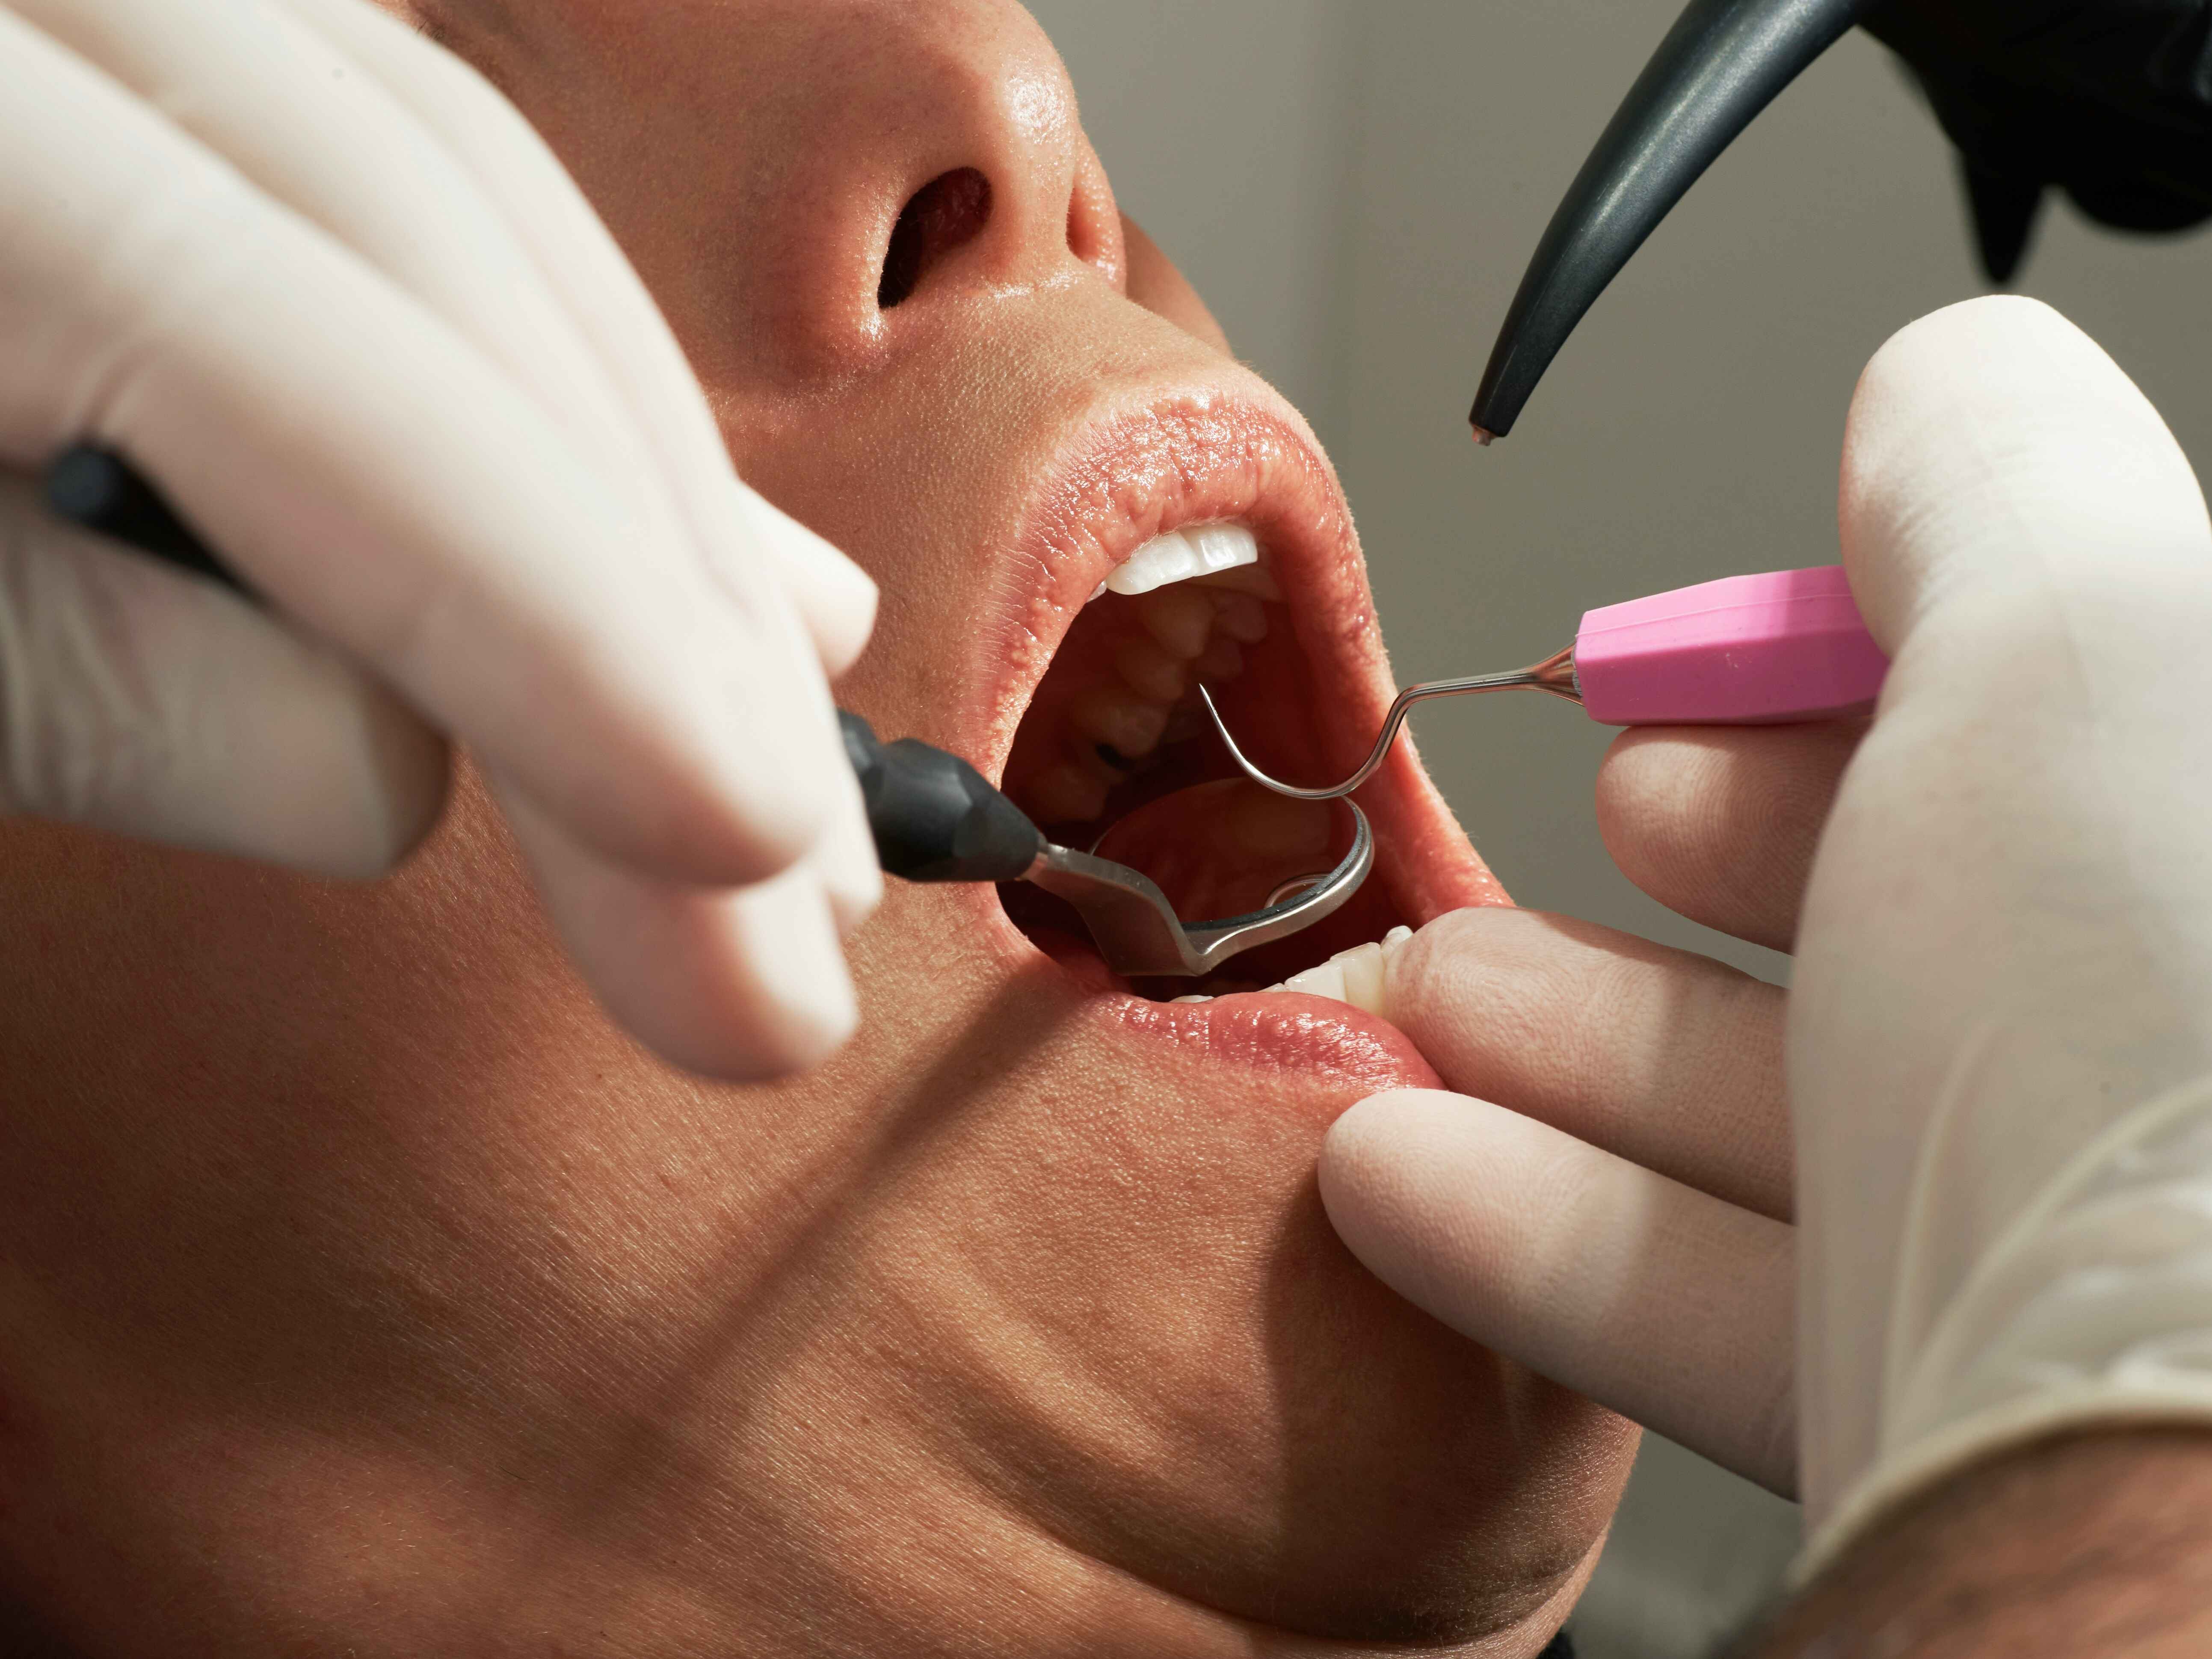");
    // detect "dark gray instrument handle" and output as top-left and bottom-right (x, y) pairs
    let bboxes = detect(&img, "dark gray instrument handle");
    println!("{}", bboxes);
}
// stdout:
(41, 444), (1036, 887)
